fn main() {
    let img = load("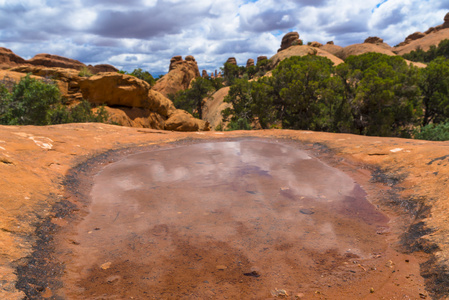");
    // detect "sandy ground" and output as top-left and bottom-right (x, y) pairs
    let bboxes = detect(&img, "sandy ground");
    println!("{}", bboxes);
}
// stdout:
(0, 123), (448, 299)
